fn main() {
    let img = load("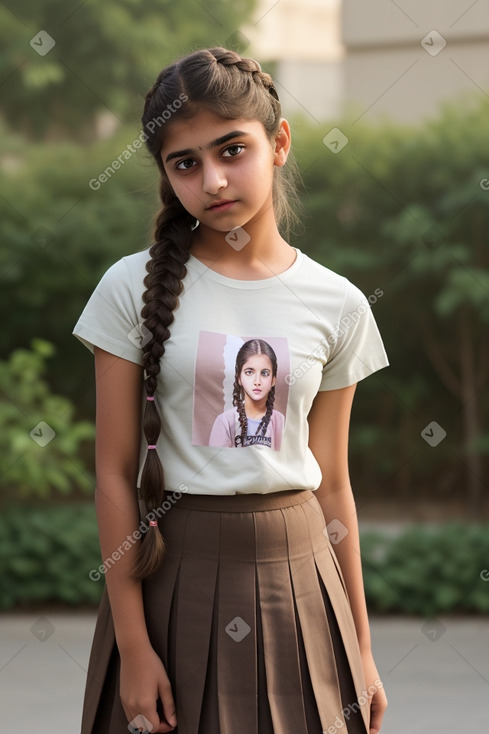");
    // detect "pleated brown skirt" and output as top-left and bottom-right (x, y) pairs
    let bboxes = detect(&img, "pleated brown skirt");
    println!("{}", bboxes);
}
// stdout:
(80, 488), (371, 734)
